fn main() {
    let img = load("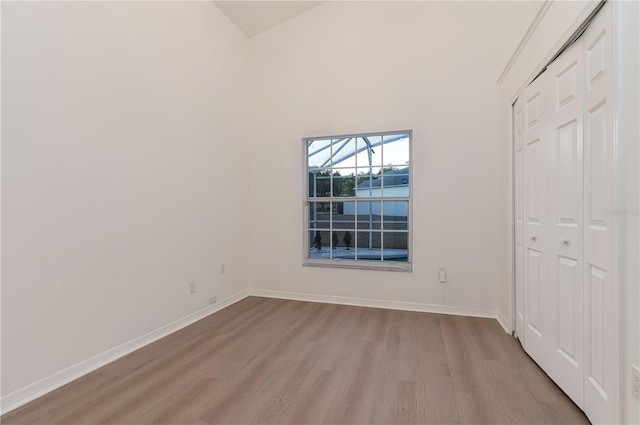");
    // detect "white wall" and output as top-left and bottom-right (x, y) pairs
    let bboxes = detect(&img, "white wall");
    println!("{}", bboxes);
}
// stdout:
(1, 1), (249, 397)
(247, 1), (537, 312)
